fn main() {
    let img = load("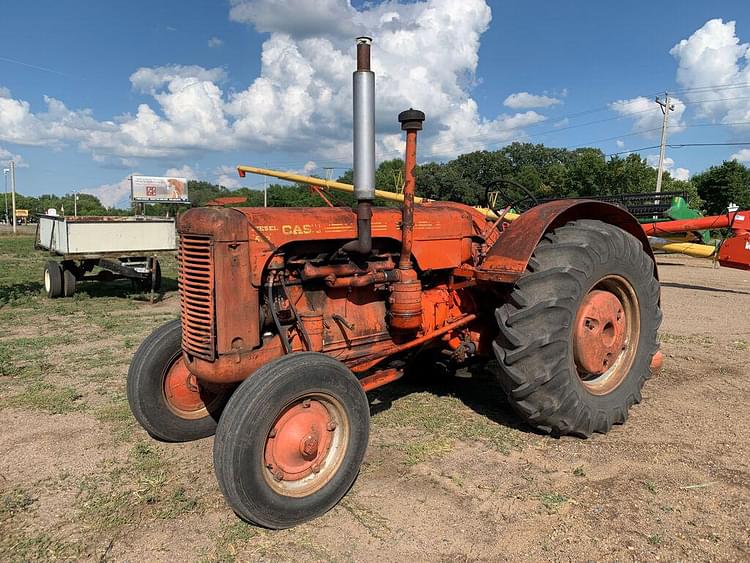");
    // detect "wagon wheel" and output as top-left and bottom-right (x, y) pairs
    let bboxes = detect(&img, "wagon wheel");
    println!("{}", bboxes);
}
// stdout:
(43, 261), (63, 298)
(213, 353), (370, 528)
